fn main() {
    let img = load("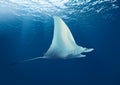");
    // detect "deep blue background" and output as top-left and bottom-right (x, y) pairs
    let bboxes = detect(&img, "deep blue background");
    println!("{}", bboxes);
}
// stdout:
(0, 2), (120, 85)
